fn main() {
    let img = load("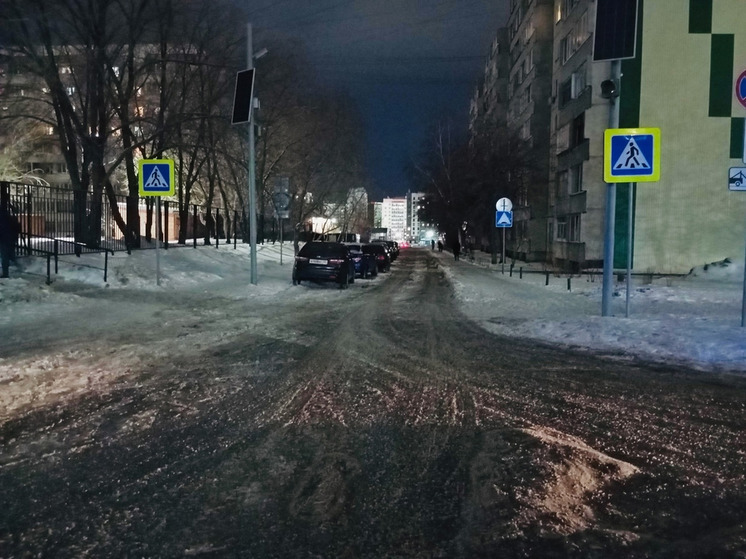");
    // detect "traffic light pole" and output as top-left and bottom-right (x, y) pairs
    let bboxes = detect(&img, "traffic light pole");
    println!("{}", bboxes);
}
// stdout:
(602, 60), (621, 317)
